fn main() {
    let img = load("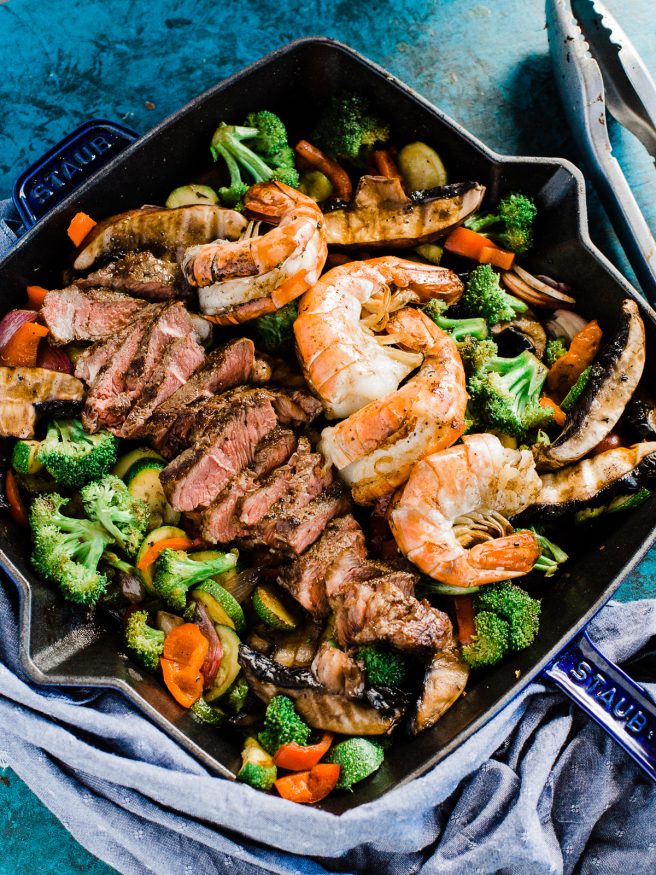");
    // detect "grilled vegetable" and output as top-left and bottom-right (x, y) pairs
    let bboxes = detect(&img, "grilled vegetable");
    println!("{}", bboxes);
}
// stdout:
(324, 737), (384, 790)
(397, 142), (447, 191)
(192, 576), (246, 635)
(37, 419), (118, 489)
(165, 184), (218, 208)
(125, 610), (165, 670)
(81, 475), (150, 560)
(237, 738), (277, 791)
(258, 694), (311, 754)
(252, 584), (298, 631)
(151, 548), (237, 610)
(204, 624), (241, 703)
